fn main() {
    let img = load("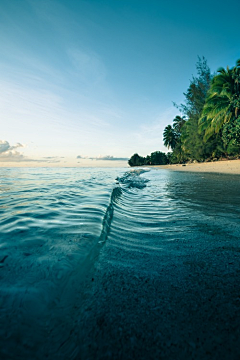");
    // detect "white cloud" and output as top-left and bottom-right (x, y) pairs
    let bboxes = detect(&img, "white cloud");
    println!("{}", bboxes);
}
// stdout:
(77, 154), (129, 161)
(0, 140), (65, 163)
(0, 140), (26, 162)
(0, 140), (24, 154)
(94, 155), (129, 161)
(43, 156), (65, 159)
